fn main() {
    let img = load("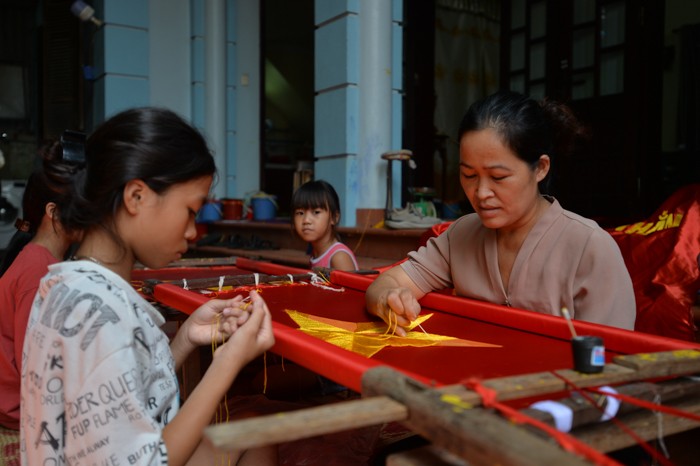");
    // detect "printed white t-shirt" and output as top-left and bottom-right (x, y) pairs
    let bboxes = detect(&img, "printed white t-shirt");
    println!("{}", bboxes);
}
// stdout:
(20, 260), (178, 465)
